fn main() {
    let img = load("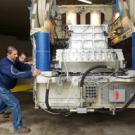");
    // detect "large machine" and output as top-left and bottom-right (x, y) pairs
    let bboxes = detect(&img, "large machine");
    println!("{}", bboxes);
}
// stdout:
(30, 0), (135, 115)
